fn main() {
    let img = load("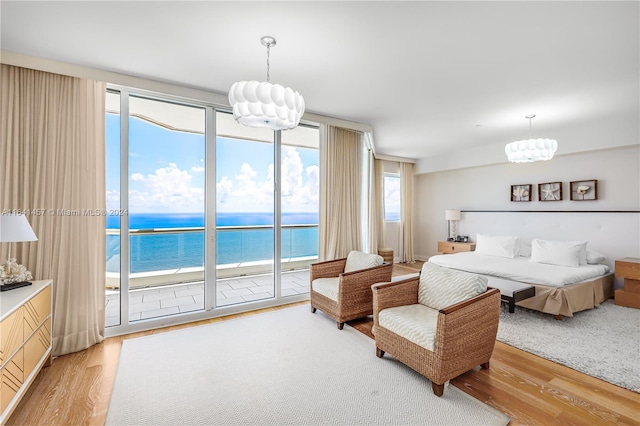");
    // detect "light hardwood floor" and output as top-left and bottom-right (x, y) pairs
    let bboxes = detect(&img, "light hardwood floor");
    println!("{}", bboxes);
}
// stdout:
(7, 263), (640, 426)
